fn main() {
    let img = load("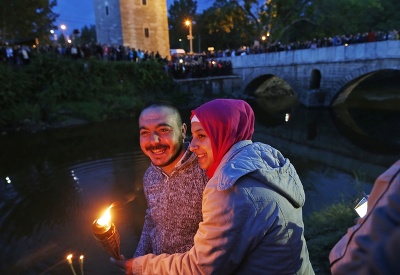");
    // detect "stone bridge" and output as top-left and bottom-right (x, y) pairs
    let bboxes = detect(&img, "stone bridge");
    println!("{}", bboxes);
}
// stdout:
(229, 40), (400, 107)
